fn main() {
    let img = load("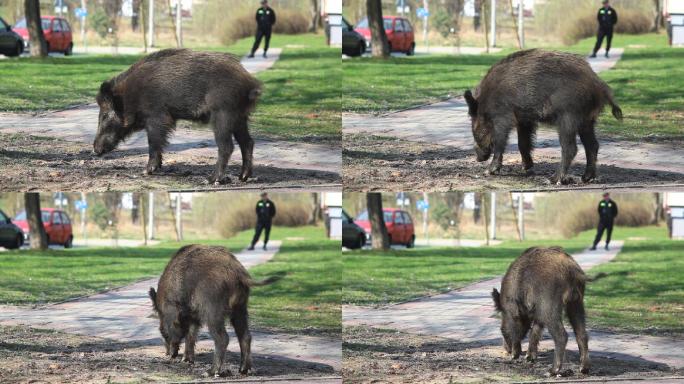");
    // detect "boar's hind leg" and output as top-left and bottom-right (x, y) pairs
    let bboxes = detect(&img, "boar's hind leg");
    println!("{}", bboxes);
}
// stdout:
(567, 299), (590, 374)
(231, 306), (253, 374)
(233, 116), (254, 182)
(546, 318), (568, 376)
(555, 116), (579, 185)
(210, 111), (236, 185)
(578, 122), (599, 183)
(207, 319), (229, 377)
(183, 323), (200, 364)
(526, 322), (544, 362)
(487, 120), (511, 175)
